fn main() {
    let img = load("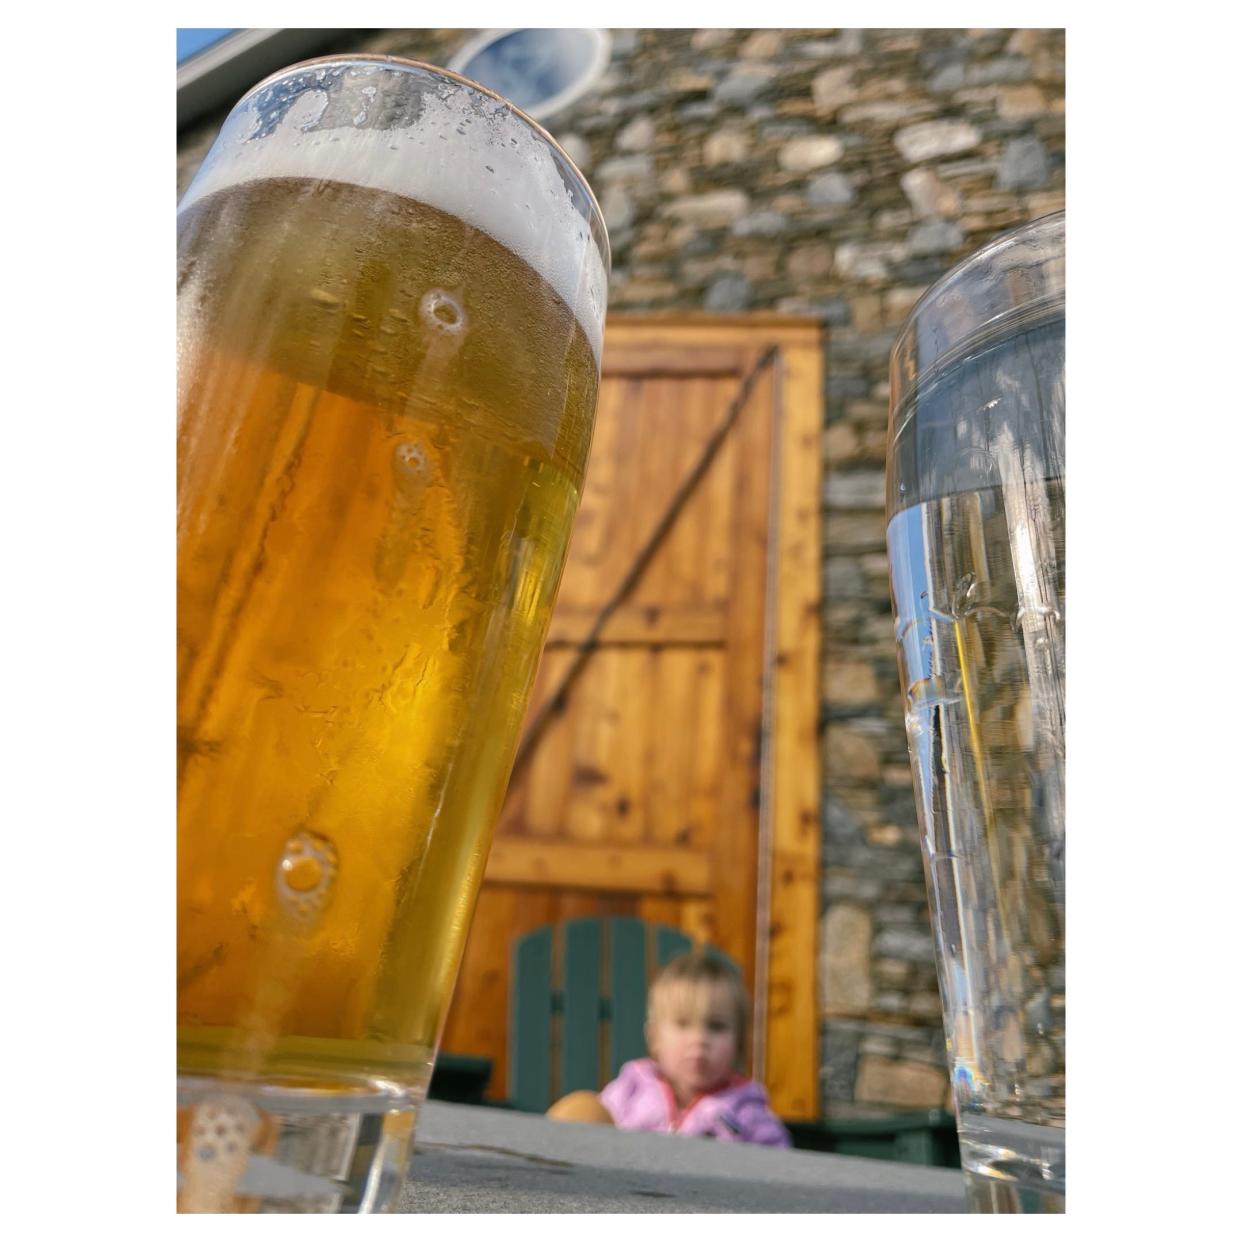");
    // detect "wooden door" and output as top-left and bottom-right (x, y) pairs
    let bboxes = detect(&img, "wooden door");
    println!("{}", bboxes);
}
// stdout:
(440, 315), (823, 1119)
